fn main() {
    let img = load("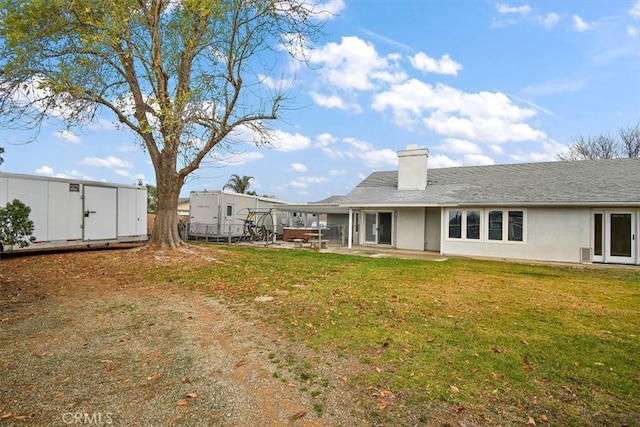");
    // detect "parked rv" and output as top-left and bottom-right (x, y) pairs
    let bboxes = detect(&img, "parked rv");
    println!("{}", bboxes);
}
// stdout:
(0, 172), (147, 252)
(187, 190), (320, 242)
